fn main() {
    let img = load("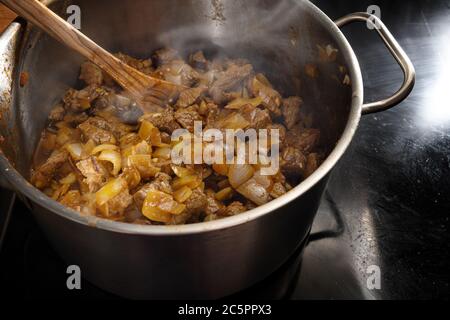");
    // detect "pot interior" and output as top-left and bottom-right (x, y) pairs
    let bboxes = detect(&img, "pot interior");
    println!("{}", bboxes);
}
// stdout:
(2, 0), (354, 181)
